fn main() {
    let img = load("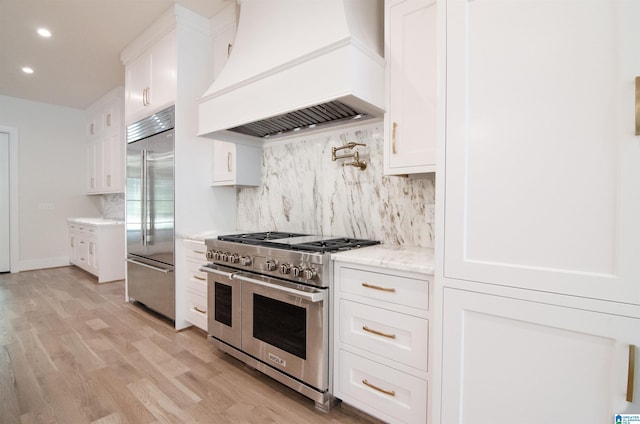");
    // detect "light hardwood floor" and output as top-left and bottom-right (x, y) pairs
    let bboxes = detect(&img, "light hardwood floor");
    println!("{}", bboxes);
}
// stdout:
(0, 266), (384, 424)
